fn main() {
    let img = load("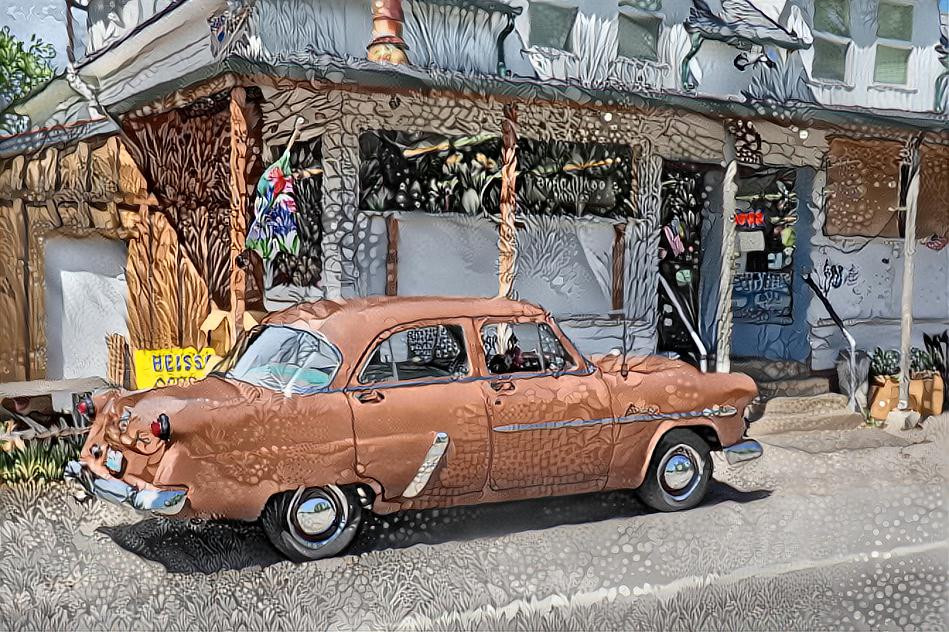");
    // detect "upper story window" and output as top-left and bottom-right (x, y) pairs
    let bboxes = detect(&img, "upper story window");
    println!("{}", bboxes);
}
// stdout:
(811, 0), (852, 82)
(528, 1), (578, 50)
(617, 1), (663, 62)
(874, 1), (914, 85)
